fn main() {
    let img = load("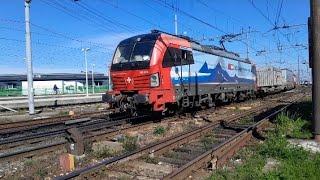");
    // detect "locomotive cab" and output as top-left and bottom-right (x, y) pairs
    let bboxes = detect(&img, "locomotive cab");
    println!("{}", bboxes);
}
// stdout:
(102, 32), (179, 115)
